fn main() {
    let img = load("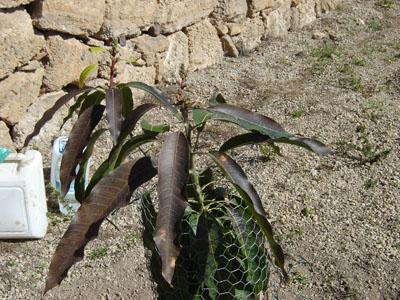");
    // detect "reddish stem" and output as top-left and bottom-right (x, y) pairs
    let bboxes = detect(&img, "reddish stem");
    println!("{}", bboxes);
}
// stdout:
(109, 46), (118, 89)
